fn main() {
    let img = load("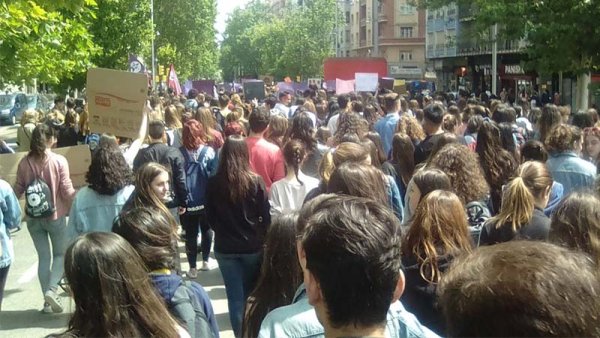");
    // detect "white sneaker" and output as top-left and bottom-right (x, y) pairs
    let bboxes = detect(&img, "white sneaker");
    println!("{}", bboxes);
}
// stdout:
(200, 261), (210, 271)
(42, 302), (52, 314)
(44, 290), (64, 313)
(187, 268), (198, 279)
